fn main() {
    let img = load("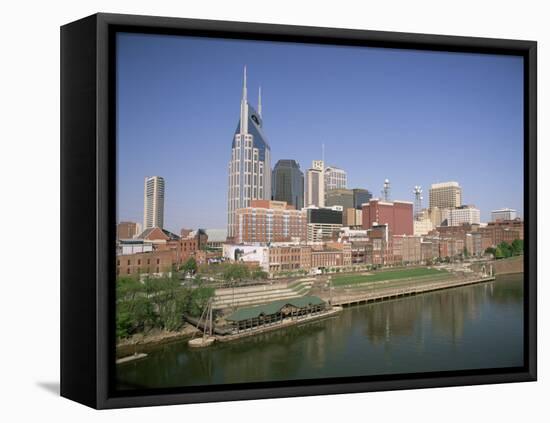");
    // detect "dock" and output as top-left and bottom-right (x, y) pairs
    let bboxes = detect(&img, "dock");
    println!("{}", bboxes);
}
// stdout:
(116, 352), (148, 365)
(216, 306), (342, 343)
